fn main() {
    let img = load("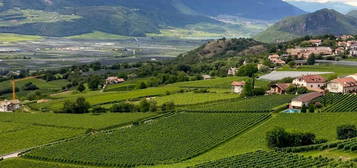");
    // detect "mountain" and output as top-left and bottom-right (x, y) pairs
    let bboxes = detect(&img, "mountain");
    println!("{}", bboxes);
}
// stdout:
(285, 1), (357, 14)
(255, 9), (357, 43)
(347, 10), (357, 18)
(0, 0), (305, 37)
(179, 0), (305, 21)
